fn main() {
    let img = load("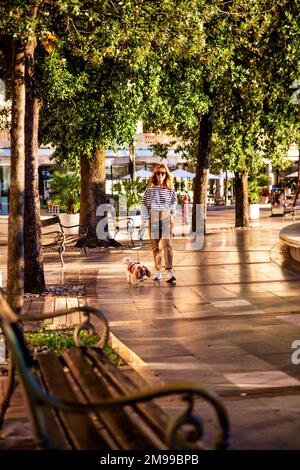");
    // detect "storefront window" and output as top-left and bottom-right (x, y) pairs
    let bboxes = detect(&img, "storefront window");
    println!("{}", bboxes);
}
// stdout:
(112, 165), (129, 180)
(0, 166), (10, 215)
